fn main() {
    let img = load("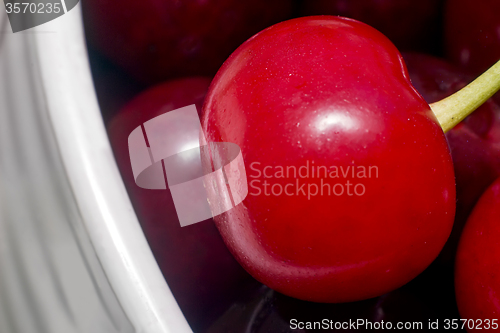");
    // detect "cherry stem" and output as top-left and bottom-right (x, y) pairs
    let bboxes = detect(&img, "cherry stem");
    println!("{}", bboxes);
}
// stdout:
(430, 59), (500, 133)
